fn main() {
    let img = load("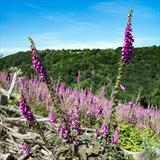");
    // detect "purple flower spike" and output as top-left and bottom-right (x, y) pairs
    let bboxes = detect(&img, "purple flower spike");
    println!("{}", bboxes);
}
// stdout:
(19, 93), (36, 123)
(70, 117), (83, 135)
(31, 48), (47, 80)
(20, 143), (30, 155)
(121, 10), (134, 65)
(49, 111), (56, 124)
(71, 117), (79, 129)
(28, 37), (47, 81)
(58, 124), (69, 139)
(95, 128), (100, 138)
(74, 105), (79, 117)
(101, 122), (109, 137)
(111, 127), (119, 144)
